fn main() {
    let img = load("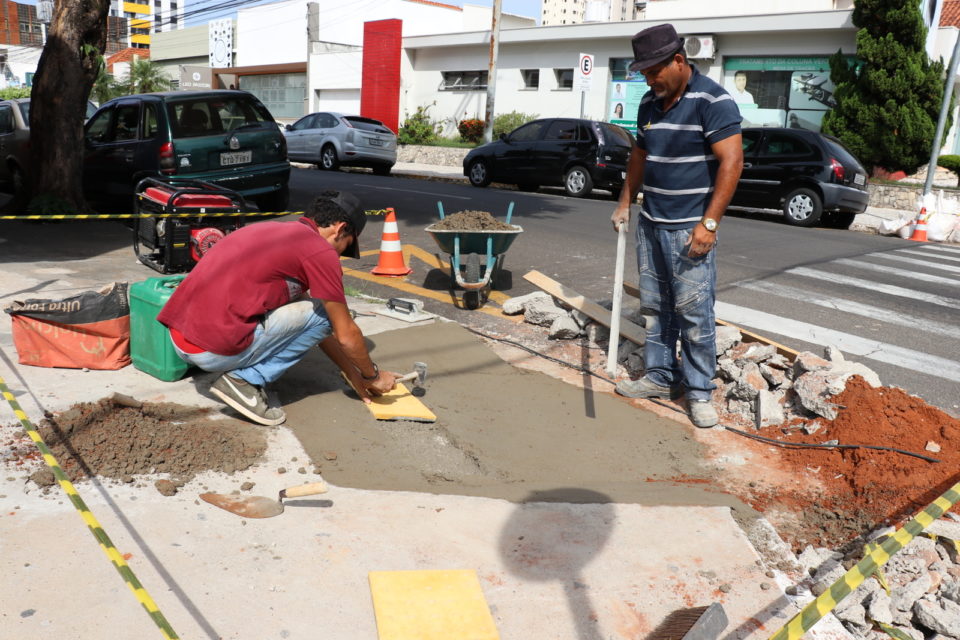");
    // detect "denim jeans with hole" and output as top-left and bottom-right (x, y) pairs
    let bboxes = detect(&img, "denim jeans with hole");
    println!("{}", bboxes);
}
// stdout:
(171, 299), (332, 387)
(635, 217), (717, 401)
